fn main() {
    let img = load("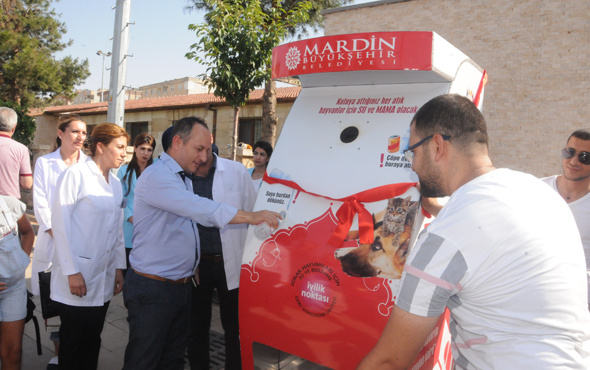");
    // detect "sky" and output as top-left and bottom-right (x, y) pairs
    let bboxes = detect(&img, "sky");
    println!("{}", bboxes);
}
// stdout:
(52, 0), (209, 91)
(51, 0), (371, 91)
